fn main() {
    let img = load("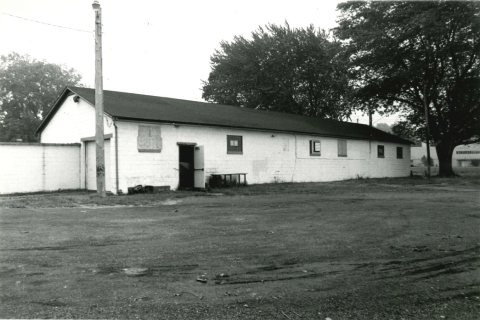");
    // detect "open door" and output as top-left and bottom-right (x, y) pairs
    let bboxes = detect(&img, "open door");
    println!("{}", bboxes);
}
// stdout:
(194, 146), (205, 189)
